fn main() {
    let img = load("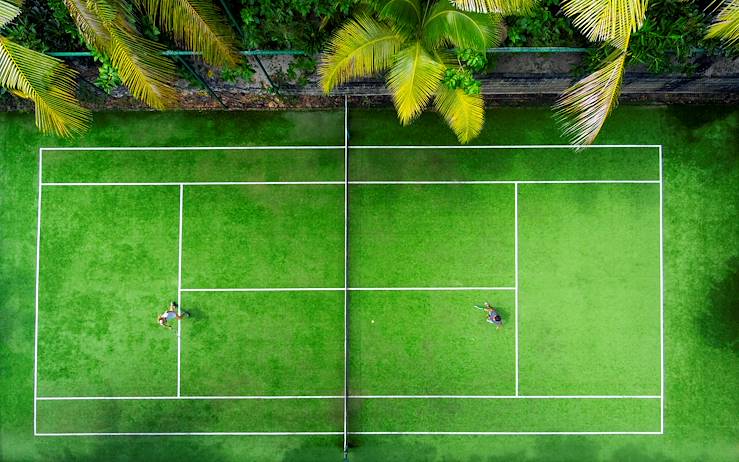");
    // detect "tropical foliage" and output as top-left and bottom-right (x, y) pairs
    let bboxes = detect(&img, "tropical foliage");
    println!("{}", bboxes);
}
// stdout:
(454, 0), (649, 145)
(60, 0), (241, 109)
(320, 0), (514, 143)
(552, 0), (648, 146)
(0, 0), (89, 136)
(706, 0), (739, 46)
